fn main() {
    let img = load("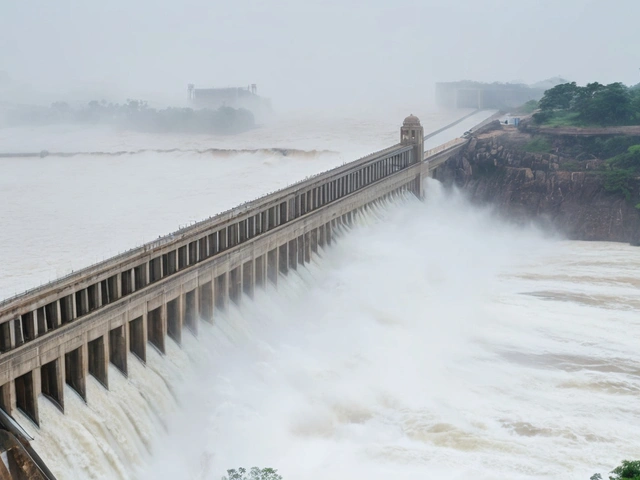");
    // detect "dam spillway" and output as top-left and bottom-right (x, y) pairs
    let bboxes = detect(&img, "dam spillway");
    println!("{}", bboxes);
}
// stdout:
(0, 114), (471, 478)
(0, 111), (634, 480)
